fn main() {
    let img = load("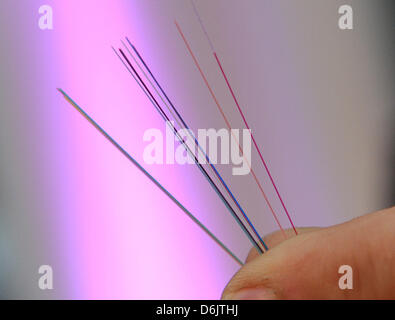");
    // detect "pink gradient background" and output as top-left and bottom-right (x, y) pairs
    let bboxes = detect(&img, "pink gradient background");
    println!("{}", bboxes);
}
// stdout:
(0, 0), (393, 299)
(50, 0), (235, 299)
